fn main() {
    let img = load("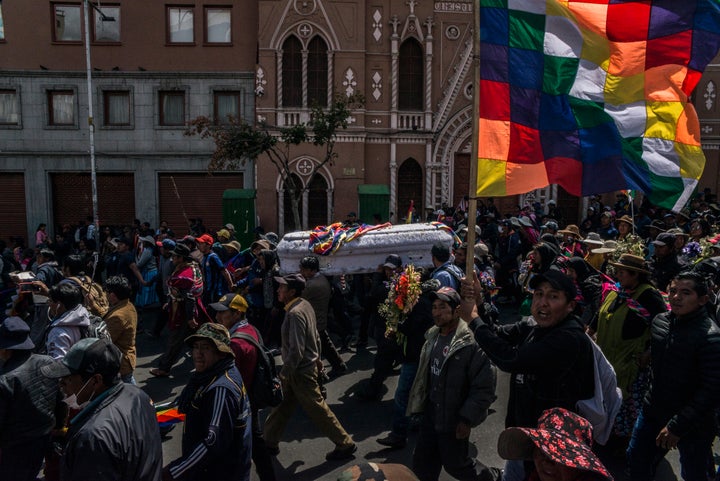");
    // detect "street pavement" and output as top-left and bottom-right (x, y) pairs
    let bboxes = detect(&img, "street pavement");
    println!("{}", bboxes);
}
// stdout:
(133, 305), (693, 481)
